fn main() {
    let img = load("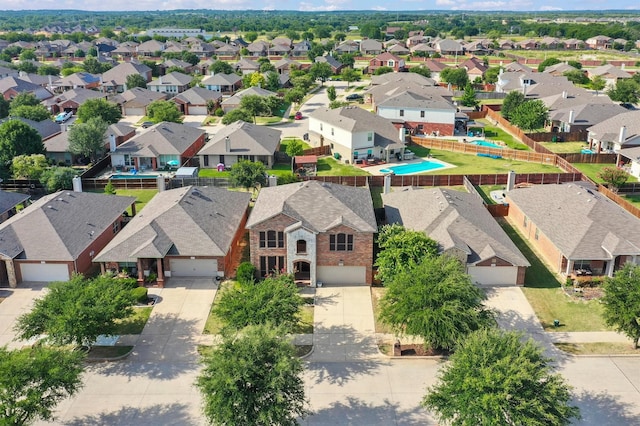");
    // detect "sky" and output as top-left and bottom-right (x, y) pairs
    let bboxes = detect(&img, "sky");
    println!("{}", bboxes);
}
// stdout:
(1, 0), (639, 11)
